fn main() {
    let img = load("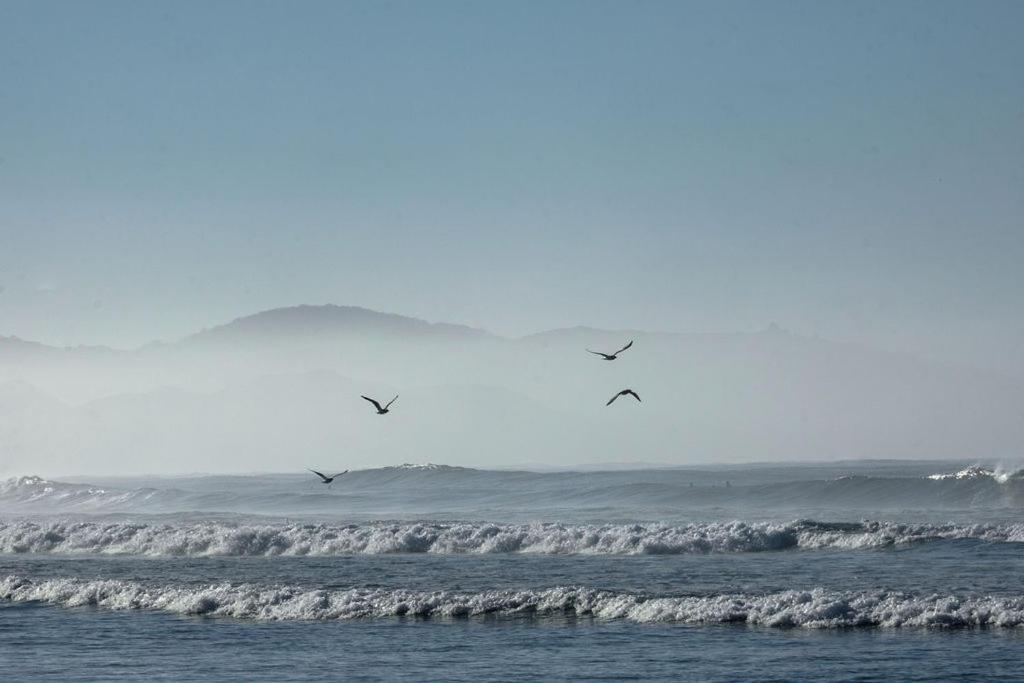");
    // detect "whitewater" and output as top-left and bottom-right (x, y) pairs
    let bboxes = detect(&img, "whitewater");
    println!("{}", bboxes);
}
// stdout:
(3, 518), (1024, 556)
(5, 575), (1024, 628)
(4, 461), (1024, 680)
